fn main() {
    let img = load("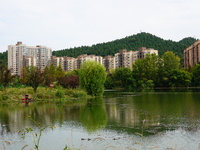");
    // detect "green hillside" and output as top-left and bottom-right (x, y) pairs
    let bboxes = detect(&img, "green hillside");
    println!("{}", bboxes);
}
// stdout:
(52, 32), (198, 59)
(0, 32), (198, 68)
